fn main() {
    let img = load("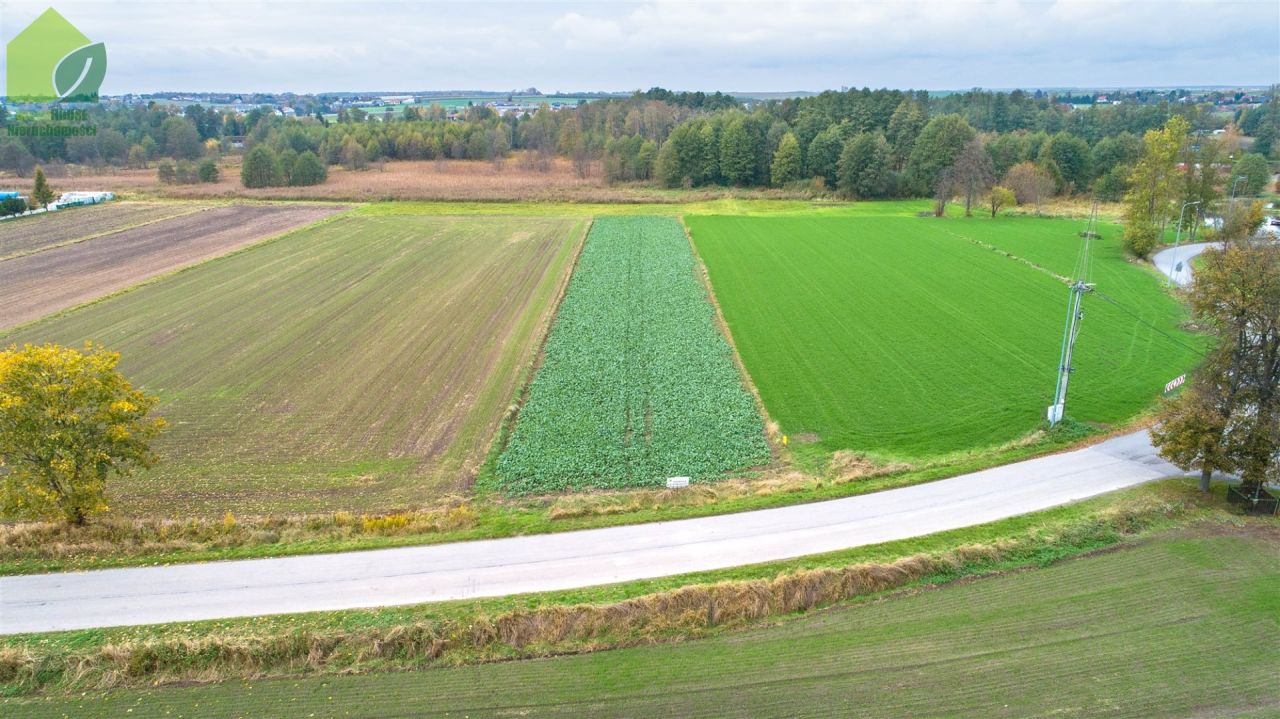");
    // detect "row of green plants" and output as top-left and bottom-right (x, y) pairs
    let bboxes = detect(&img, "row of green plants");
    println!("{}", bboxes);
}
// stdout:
(495, 216), (770, 492)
